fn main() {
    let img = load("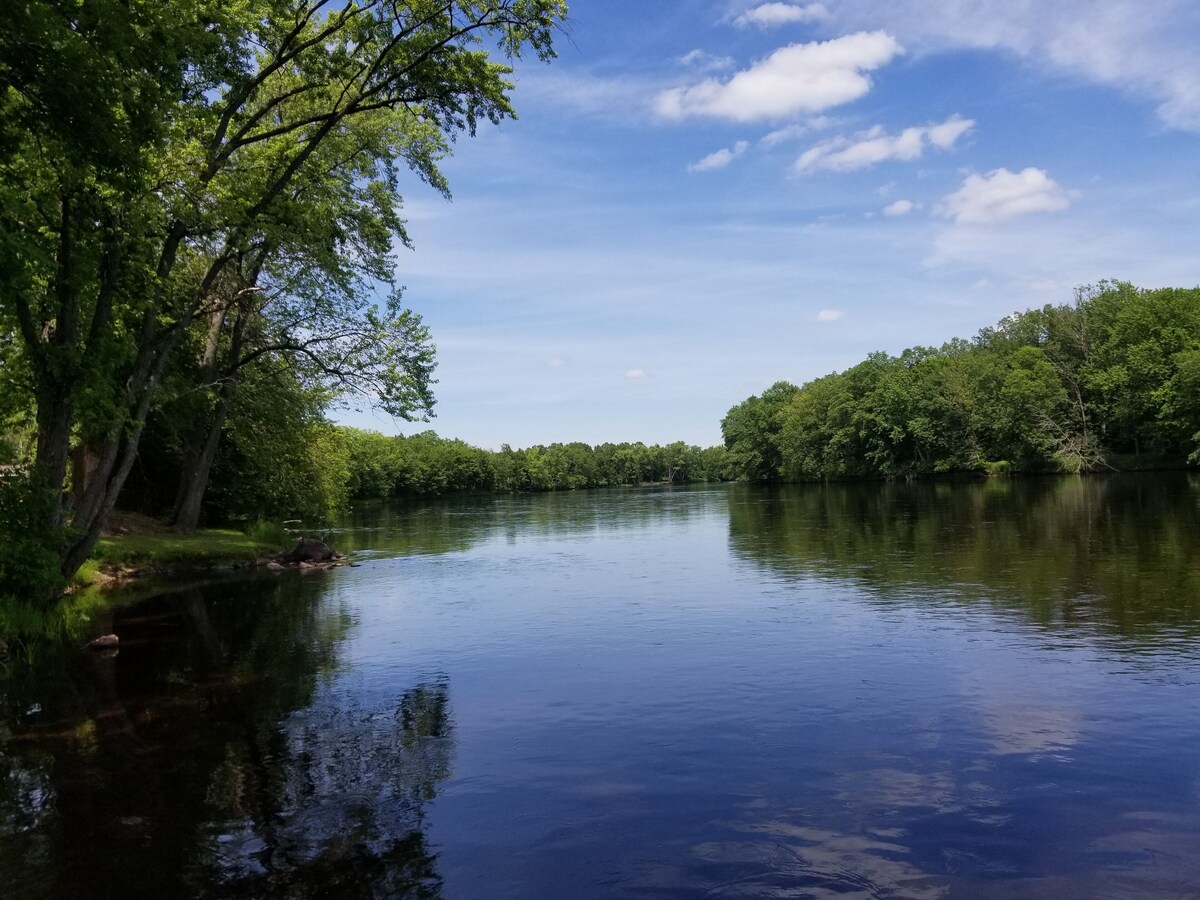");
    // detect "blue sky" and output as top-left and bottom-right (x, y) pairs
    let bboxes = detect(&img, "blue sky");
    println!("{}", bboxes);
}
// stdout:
(339, 0), (1200, 450)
